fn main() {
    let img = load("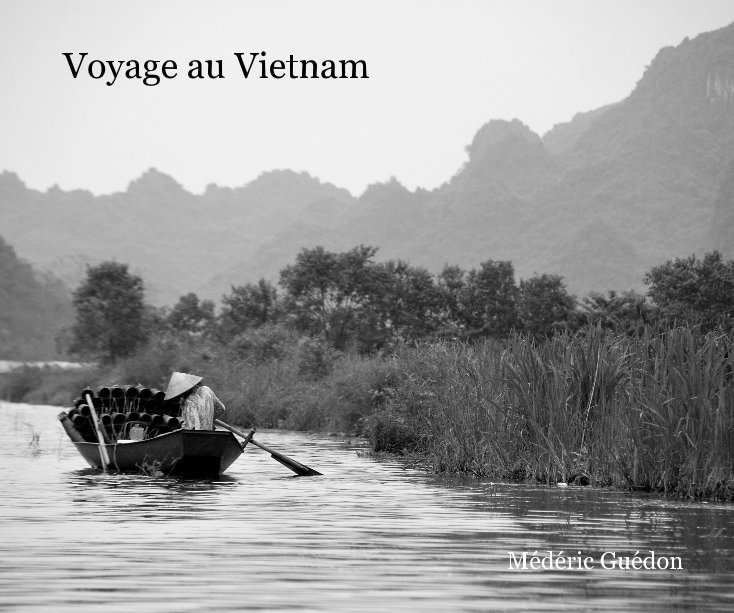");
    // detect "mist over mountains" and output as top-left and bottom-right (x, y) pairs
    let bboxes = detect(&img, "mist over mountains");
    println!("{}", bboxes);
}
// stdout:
(1, 22), (733, 307)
